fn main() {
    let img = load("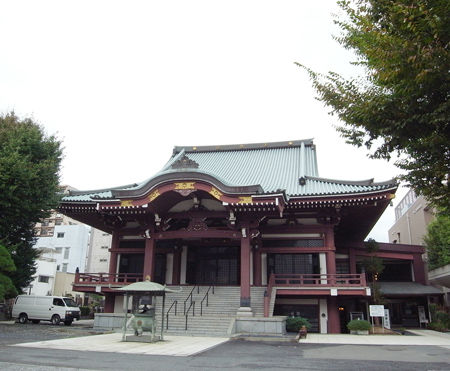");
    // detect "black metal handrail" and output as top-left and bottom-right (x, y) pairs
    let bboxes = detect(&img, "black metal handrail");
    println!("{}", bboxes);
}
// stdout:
(183, 285), (199, 315)
(166, 300), (177, 330)
(185, 301), (195, 330)
(200, 285), (215, 316)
